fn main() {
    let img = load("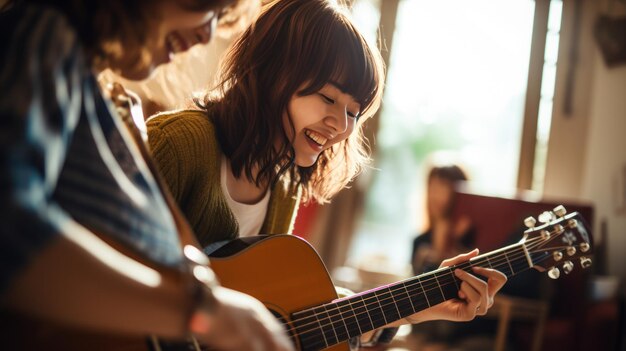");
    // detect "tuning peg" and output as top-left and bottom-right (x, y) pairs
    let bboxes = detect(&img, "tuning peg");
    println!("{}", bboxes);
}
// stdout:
(562, 261), (574, 274)
(554, 224), (565, 234)
(553, 205), (567, 217)
(580, 243), (590, 253)
(524, 216), (537, 228)
(566, 246), (576, 256)
(568, 219), (578, 228)
(541, 230), (551, 240)
(548, 267), (560, 279)
(538, 211), (556, 223)
(580, 257), (592, 269)
(553, 251), (563, 261)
